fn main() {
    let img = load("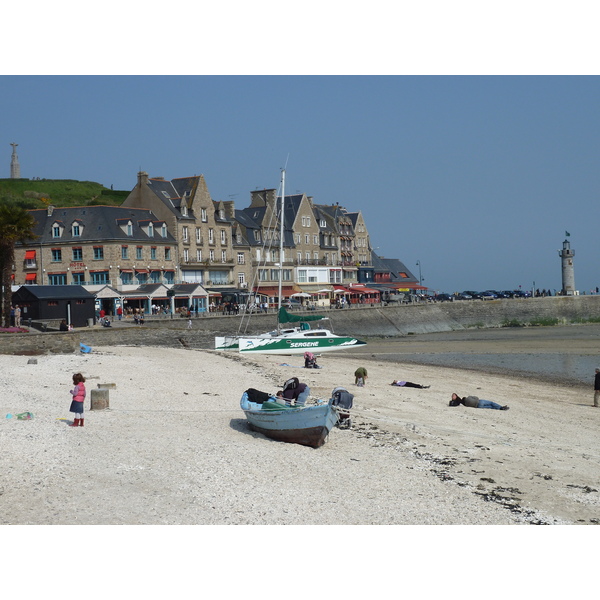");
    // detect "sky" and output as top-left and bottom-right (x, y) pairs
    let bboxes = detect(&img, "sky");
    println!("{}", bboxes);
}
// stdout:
(2, 4), (599, 299)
